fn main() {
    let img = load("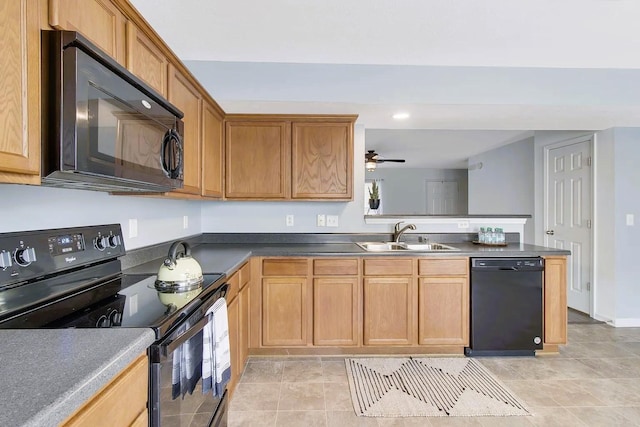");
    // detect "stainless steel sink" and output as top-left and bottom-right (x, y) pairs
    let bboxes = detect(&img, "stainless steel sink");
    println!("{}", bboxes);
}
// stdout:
(356, 242), (459, 252)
